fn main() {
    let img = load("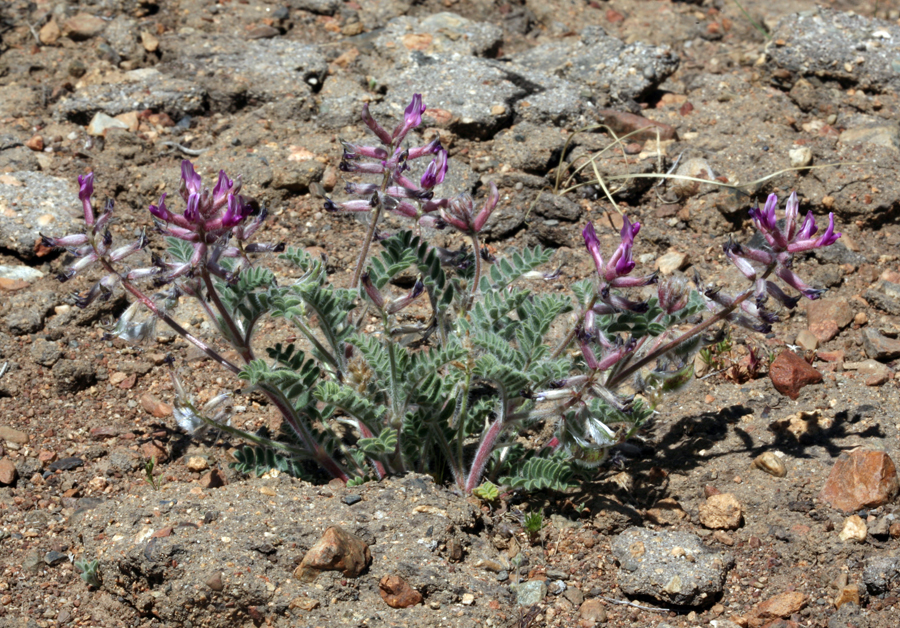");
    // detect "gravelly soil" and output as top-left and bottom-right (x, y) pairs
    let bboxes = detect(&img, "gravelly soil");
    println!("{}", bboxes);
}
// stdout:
(2, 0), (900, 627)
